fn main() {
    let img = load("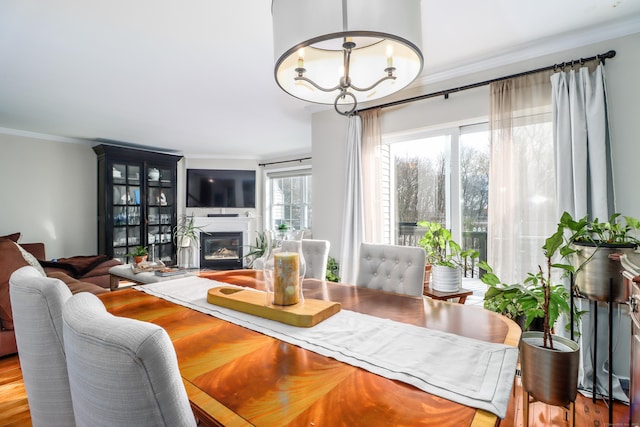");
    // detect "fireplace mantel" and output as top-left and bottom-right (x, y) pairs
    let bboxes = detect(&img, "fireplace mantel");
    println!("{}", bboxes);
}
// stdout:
(192, 217), (255, 268)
